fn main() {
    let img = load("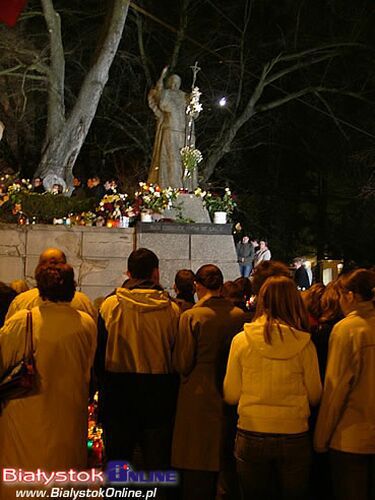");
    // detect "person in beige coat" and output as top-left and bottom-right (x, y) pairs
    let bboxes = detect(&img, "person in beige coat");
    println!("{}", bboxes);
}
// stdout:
(314, 269), (375, 500)
(0, 264), (96, 500)
(172, 264), (247, 500)
(6, 247), (96, 321)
